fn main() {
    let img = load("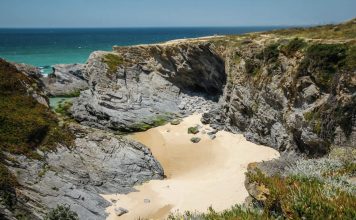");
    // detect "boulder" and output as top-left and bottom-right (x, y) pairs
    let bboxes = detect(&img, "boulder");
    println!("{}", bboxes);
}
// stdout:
(114, 207), (128, 217)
